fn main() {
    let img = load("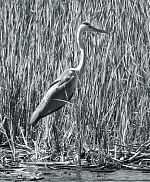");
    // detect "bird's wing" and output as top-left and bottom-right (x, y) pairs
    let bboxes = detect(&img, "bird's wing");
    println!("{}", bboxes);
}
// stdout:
(30, 69), (76, 127)
(41, 70), (73, 94)
(53, 69), (75, 87)
(40, 69), (76, 106)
